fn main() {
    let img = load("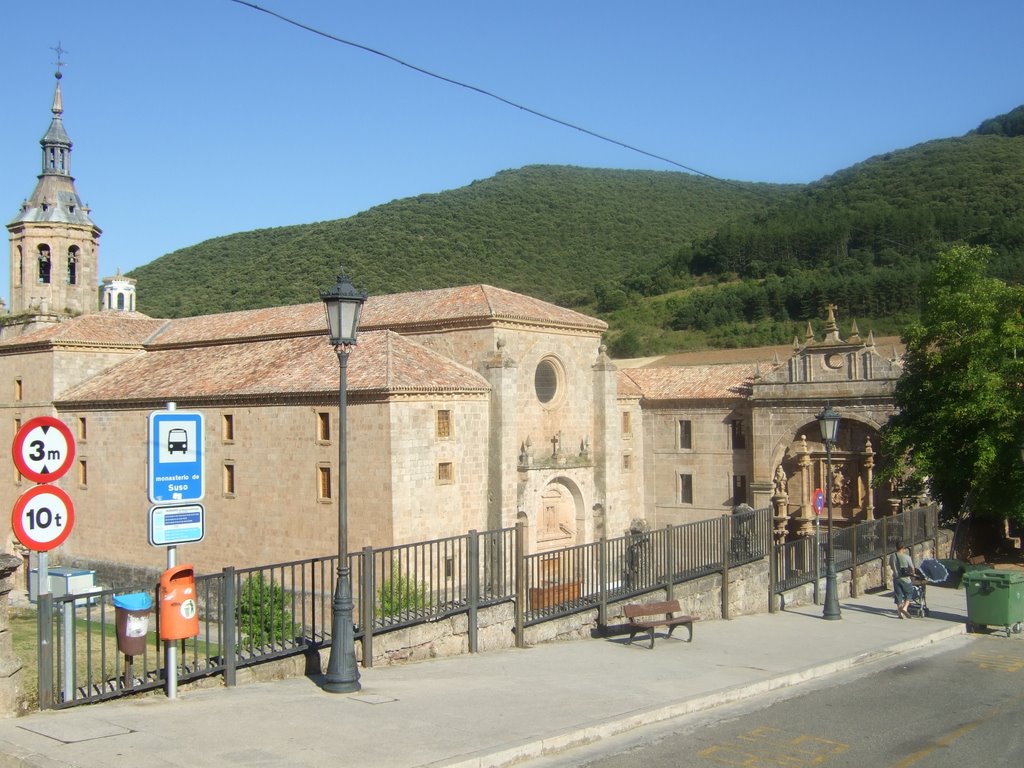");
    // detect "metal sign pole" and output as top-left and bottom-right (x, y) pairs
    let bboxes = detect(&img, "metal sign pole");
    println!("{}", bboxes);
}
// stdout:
(166, 543), (177, 699)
